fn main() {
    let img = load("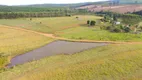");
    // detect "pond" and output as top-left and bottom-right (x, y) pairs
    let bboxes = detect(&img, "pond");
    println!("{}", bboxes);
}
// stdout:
(6, 40), (108, 68)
